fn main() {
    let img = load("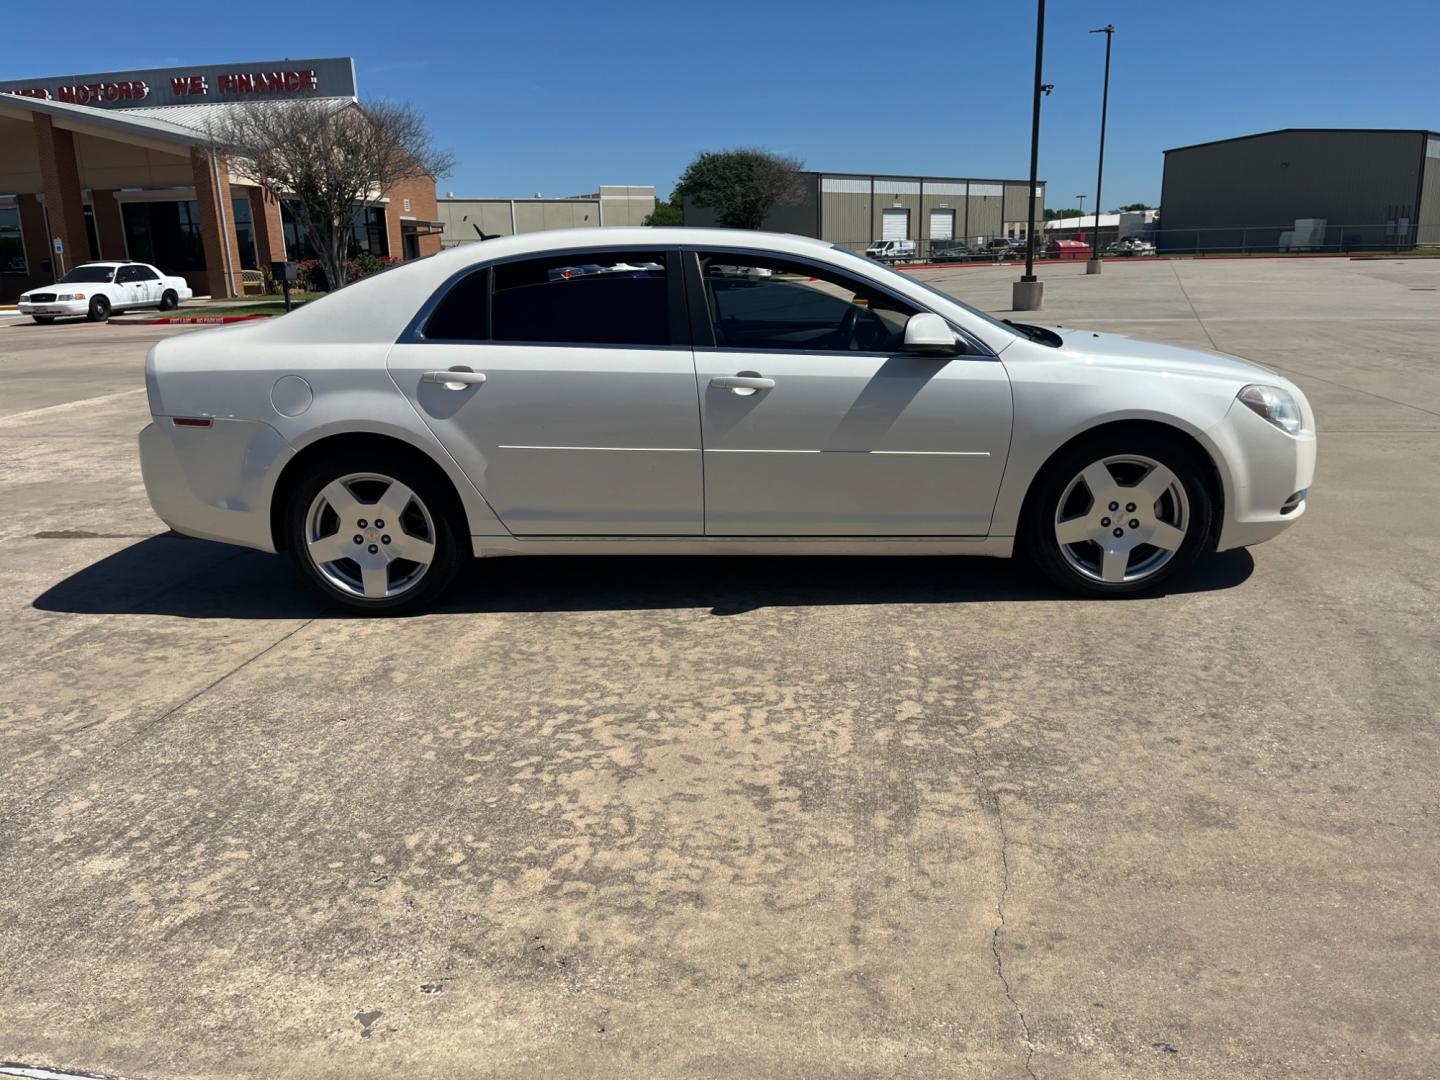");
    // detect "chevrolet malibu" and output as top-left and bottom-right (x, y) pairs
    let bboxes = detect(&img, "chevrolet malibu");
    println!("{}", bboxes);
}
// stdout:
(139, 227), (1316, 612)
